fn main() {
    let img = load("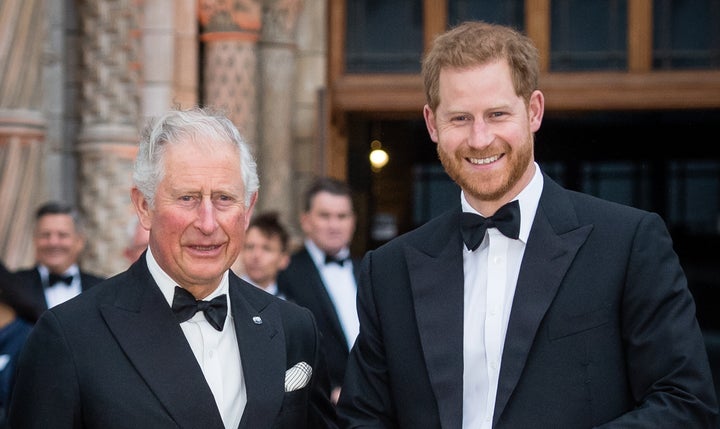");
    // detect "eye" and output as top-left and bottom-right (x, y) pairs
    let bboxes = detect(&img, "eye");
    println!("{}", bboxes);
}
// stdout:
(451, 114), (471, 122)
(177, 195), (199, 207)
(214, 194), (238, 208)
